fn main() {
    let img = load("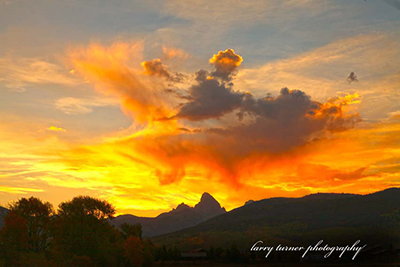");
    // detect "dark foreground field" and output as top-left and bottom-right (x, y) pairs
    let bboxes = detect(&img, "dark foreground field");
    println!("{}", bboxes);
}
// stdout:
(153, 261), (400, 267)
